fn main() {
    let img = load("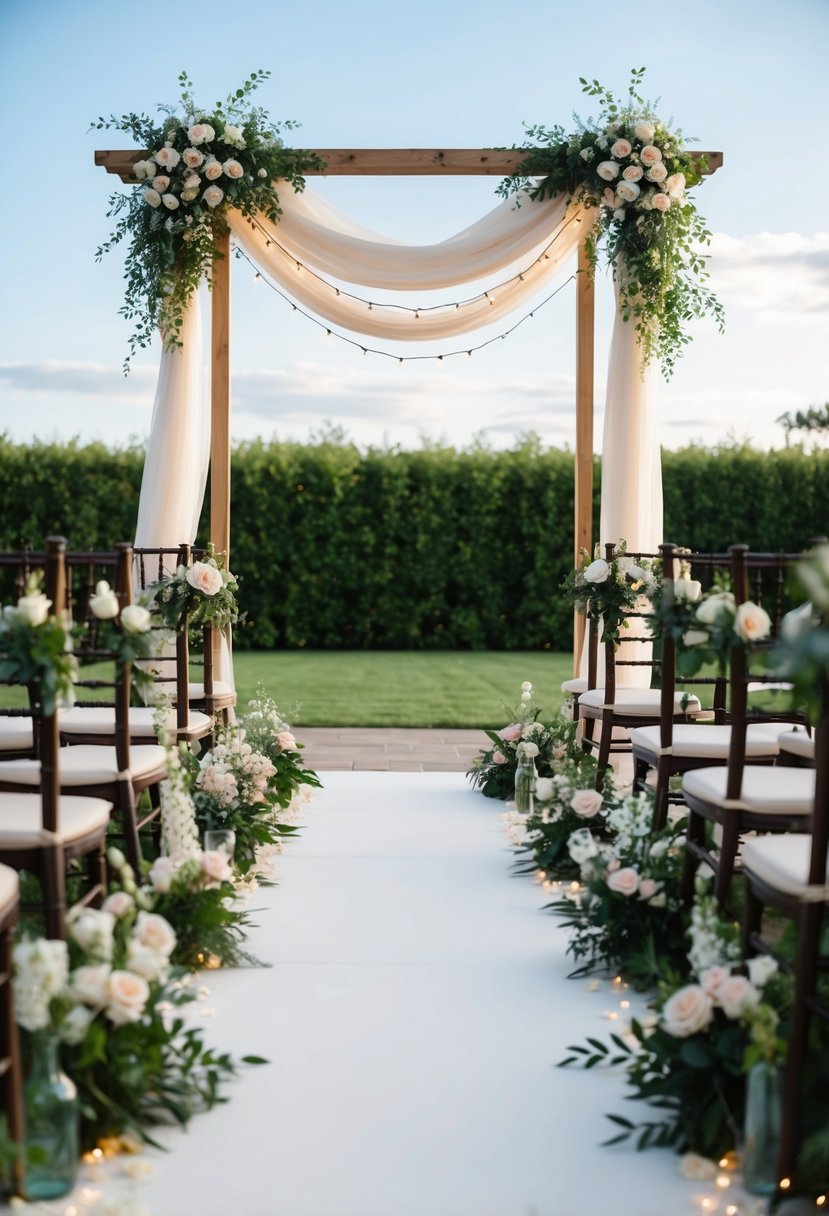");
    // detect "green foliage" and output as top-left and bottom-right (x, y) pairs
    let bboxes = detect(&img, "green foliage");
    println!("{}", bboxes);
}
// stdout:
(777, 401), (829, 442)
(2, 434), (828, 652)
